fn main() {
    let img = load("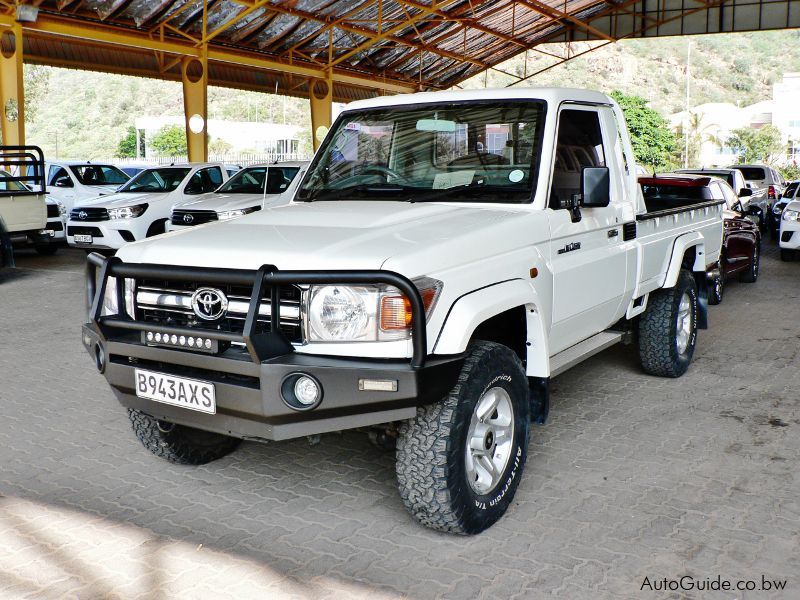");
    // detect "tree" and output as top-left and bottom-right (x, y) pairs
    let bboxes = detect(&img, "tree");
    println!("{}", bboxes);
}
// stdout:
(116, 125), (138, 158)
(151, 124), (187, 157)
(208, 137), (232, 156)
(726, 125), (784, 164)
(23, 65), (50, 123)
(610, 91), (678, 171)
